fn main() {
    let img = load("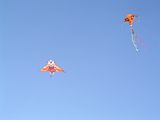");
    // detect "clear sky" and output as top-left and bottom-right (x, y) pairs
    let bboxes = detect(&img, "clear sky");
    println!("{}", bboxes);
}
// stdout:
(1, 0), (160, 120)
